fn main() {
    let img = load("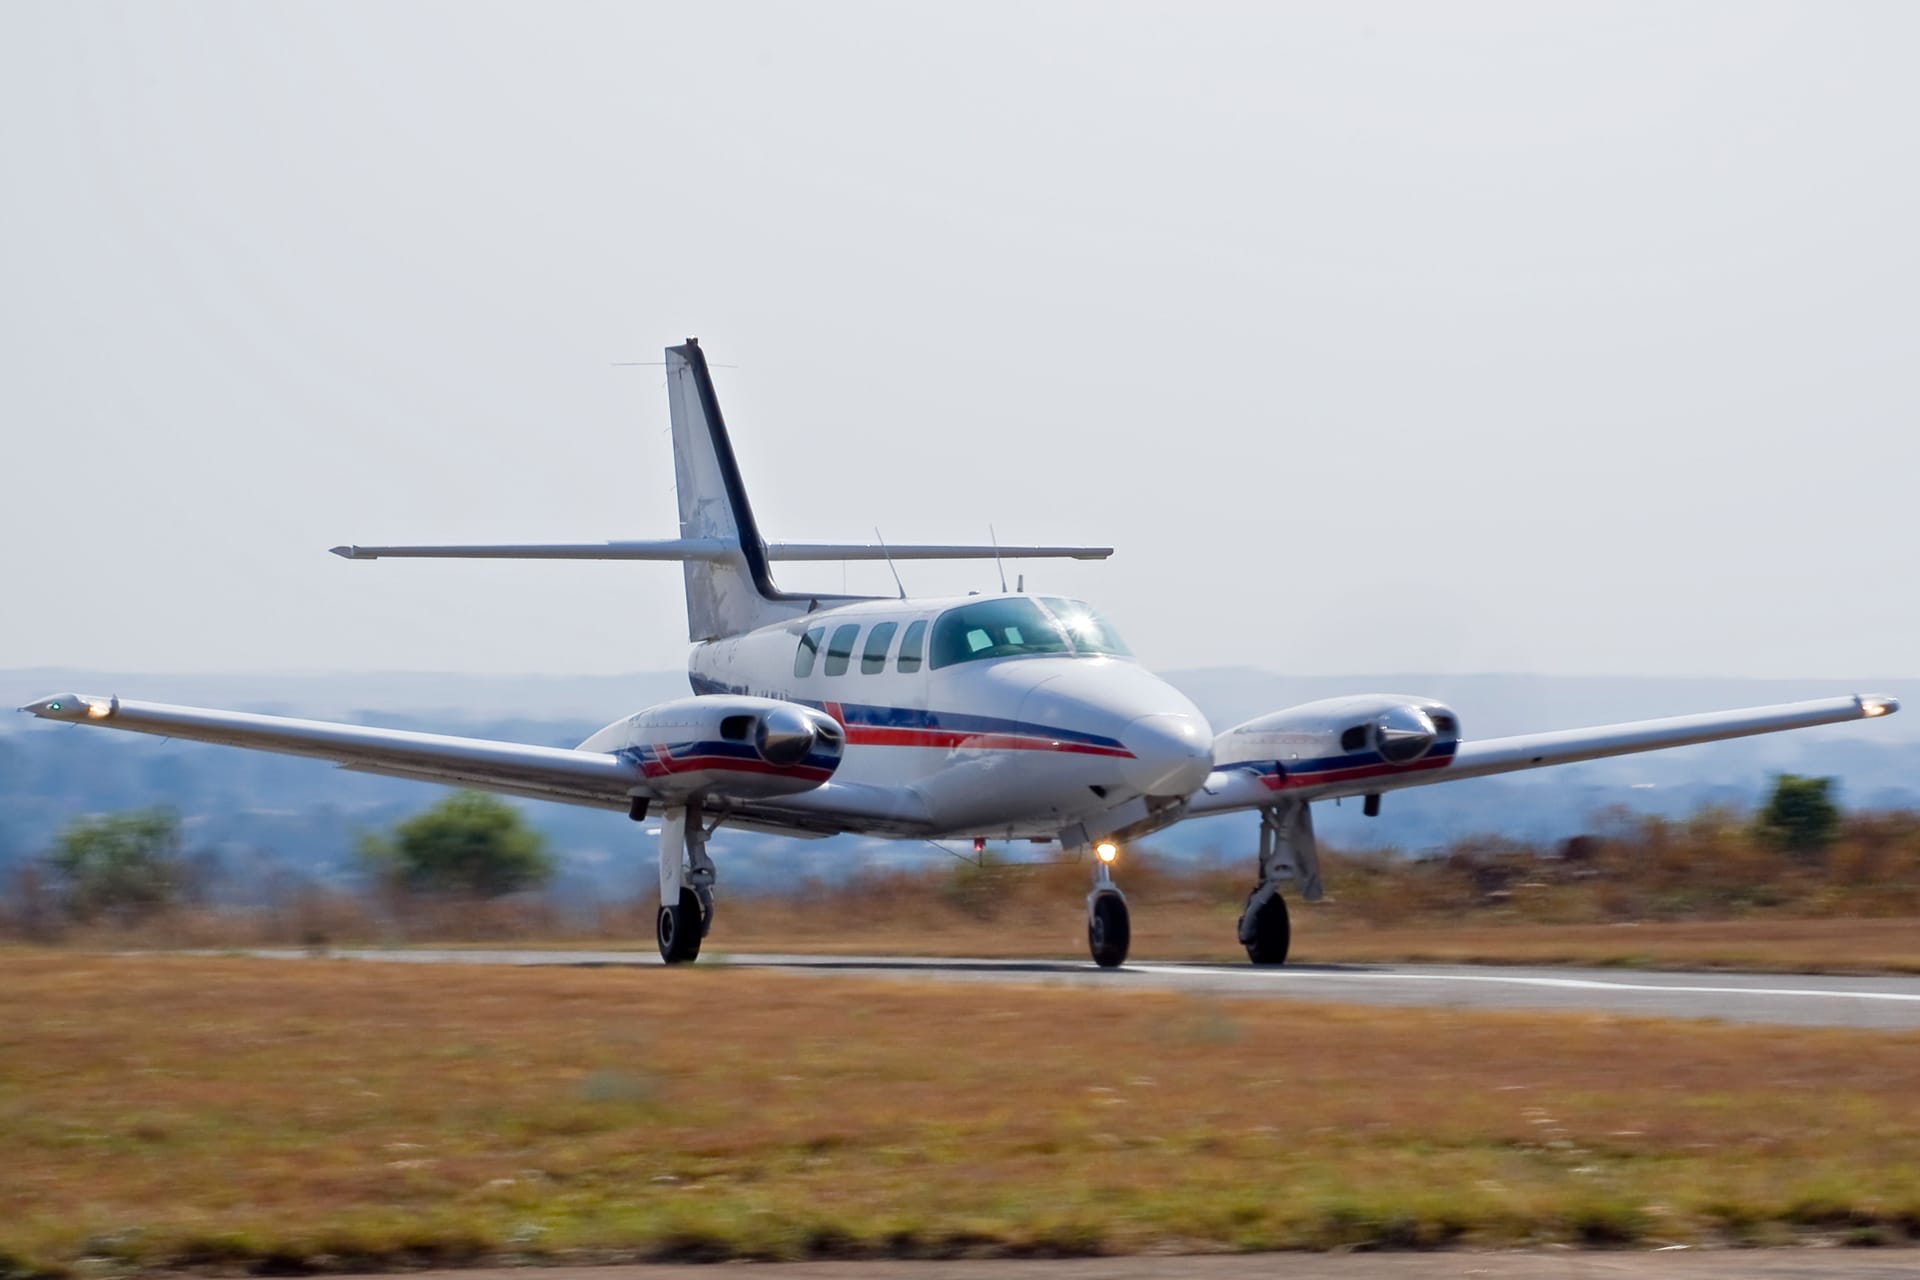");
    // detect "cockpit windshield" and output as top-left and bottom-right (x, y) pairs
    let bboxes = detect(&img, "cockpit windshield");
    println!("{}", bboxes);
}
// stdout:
(927, 596), (1133, 669)
(928, 598), (1071, 669)
(1039, 597), (1133, 657)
